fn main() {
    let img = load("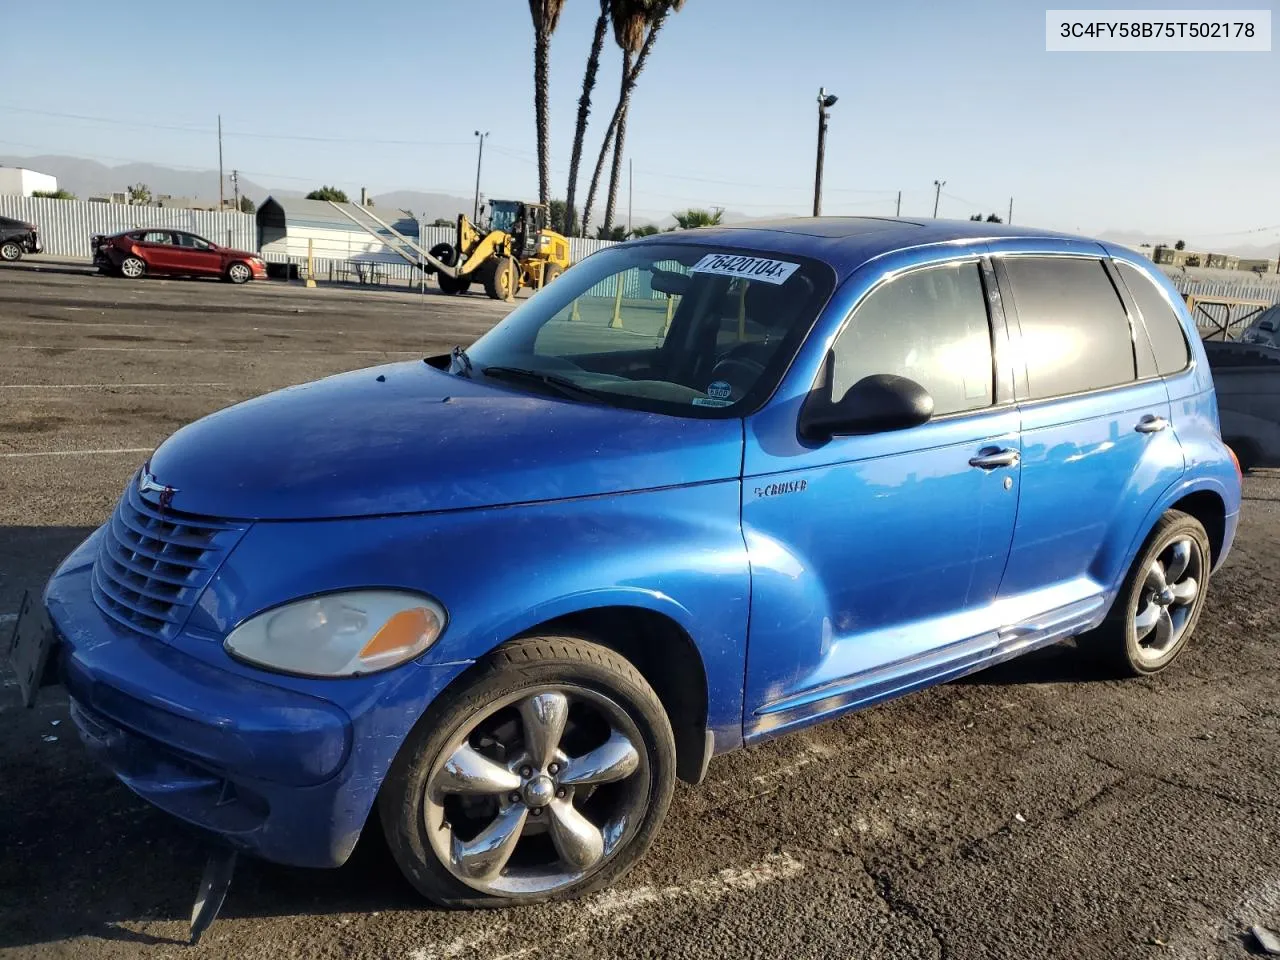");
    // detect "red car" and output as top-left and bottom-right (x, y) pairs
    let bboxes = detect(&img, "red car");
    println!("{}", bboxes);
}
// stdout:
(92, 229), (266, 283)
